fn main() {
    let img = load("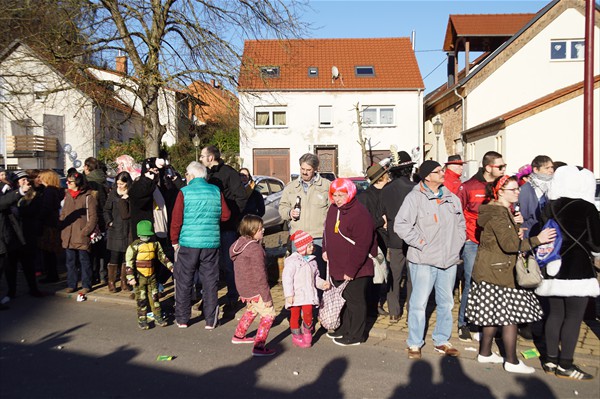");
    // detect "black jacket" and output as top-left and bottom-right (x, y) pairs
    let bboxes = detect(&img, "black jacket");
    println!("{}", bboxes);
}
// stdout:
(129, 174), (158, 234)
(381, 176), (416, 249)
(104, 188), (132, 253)
(358, 184), (388, 252)
(207, 160), (247, 231)
(0, 189), (26, 255)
